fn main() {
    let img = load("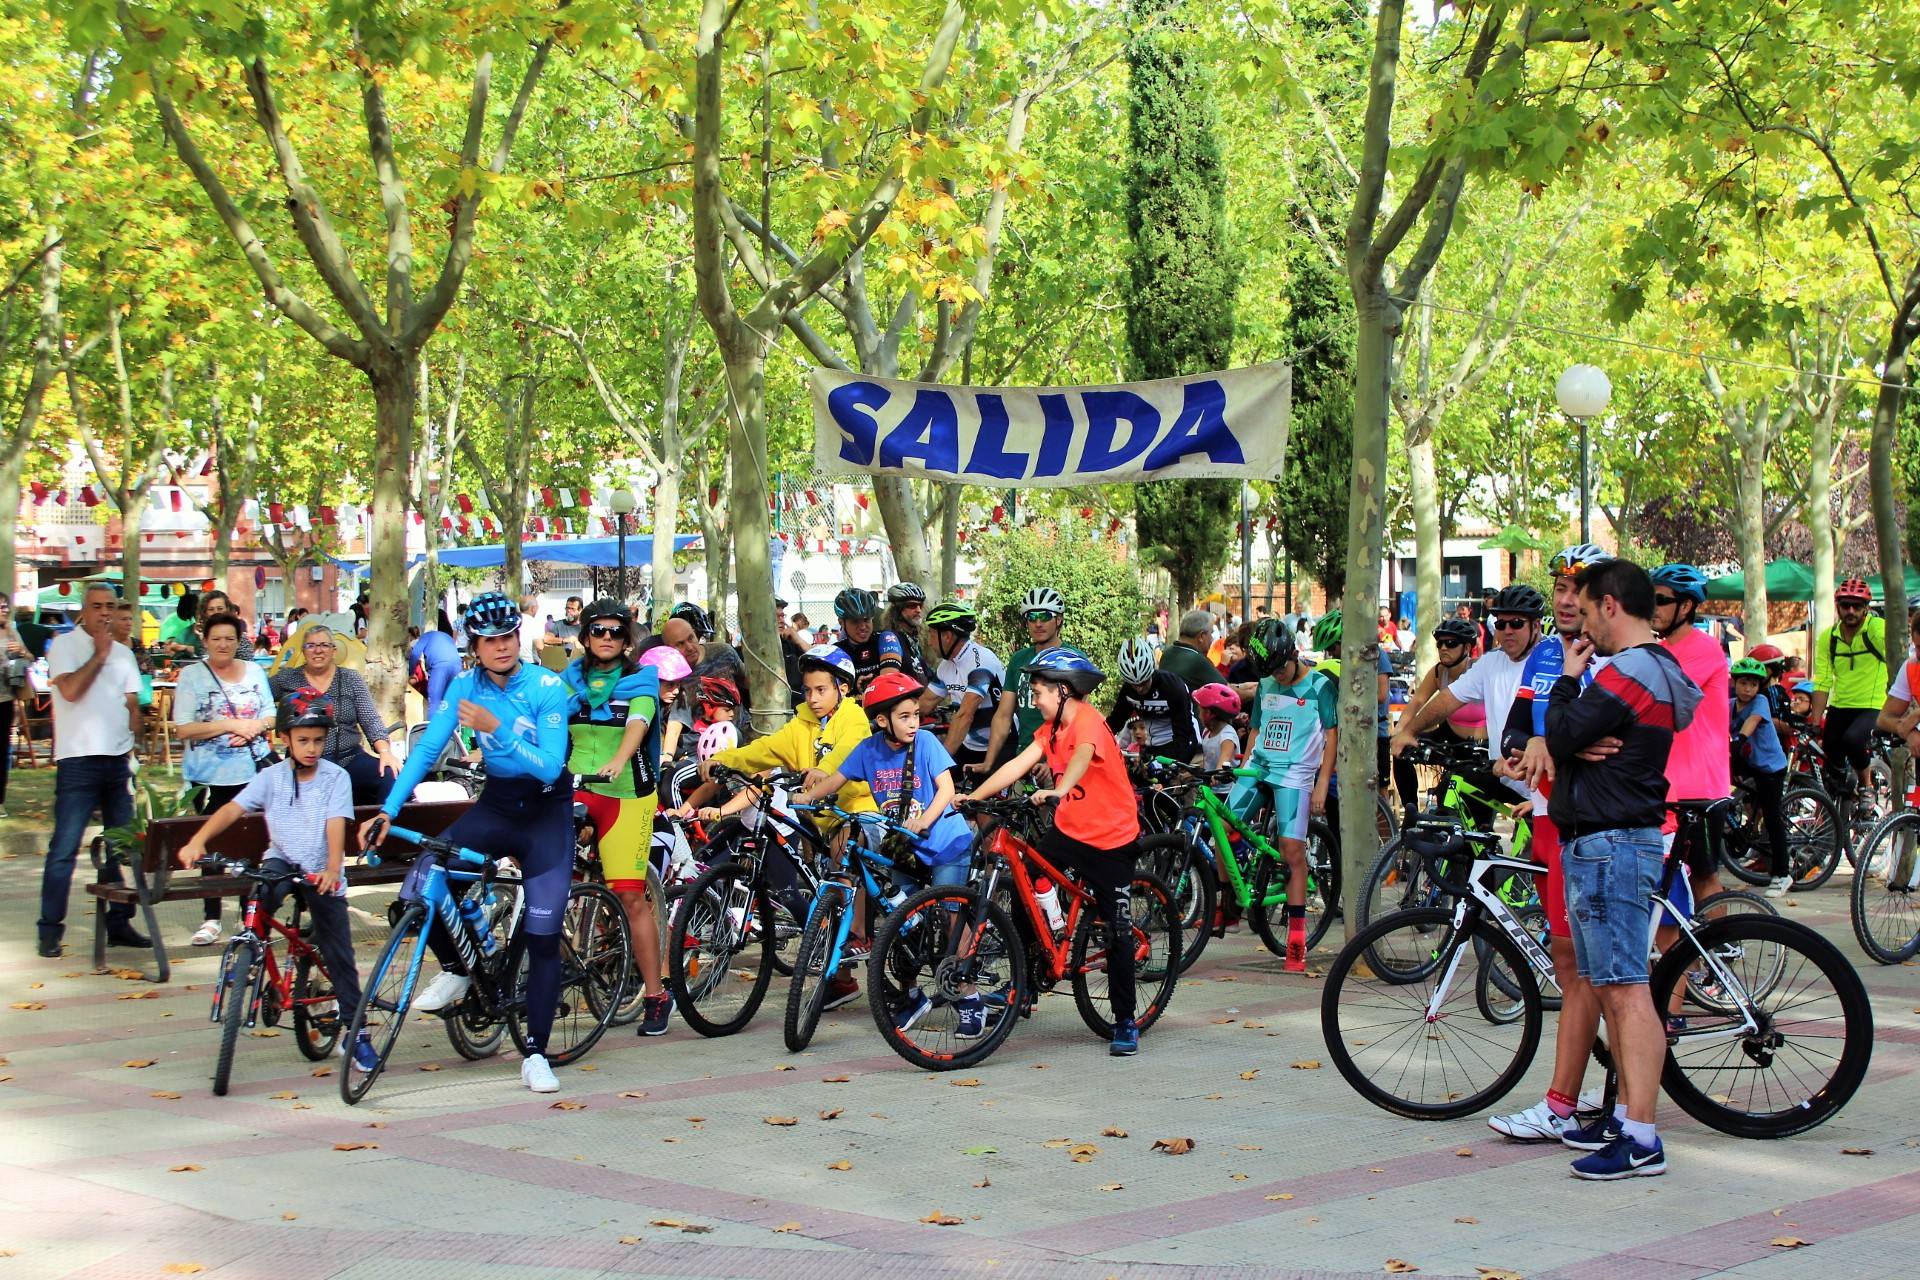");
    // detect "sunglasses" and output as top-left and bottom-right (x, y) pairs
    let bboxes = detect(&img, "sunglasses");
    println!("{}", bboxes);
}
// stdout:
(1492, 617), (1533, 631)
(1838, 600), (1868, 609)
(1023, 610), (1061, 624)
(1434, 637), (1468, 647)
(587, 625), (628, 640)
(1652, 593), (1680, 608)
